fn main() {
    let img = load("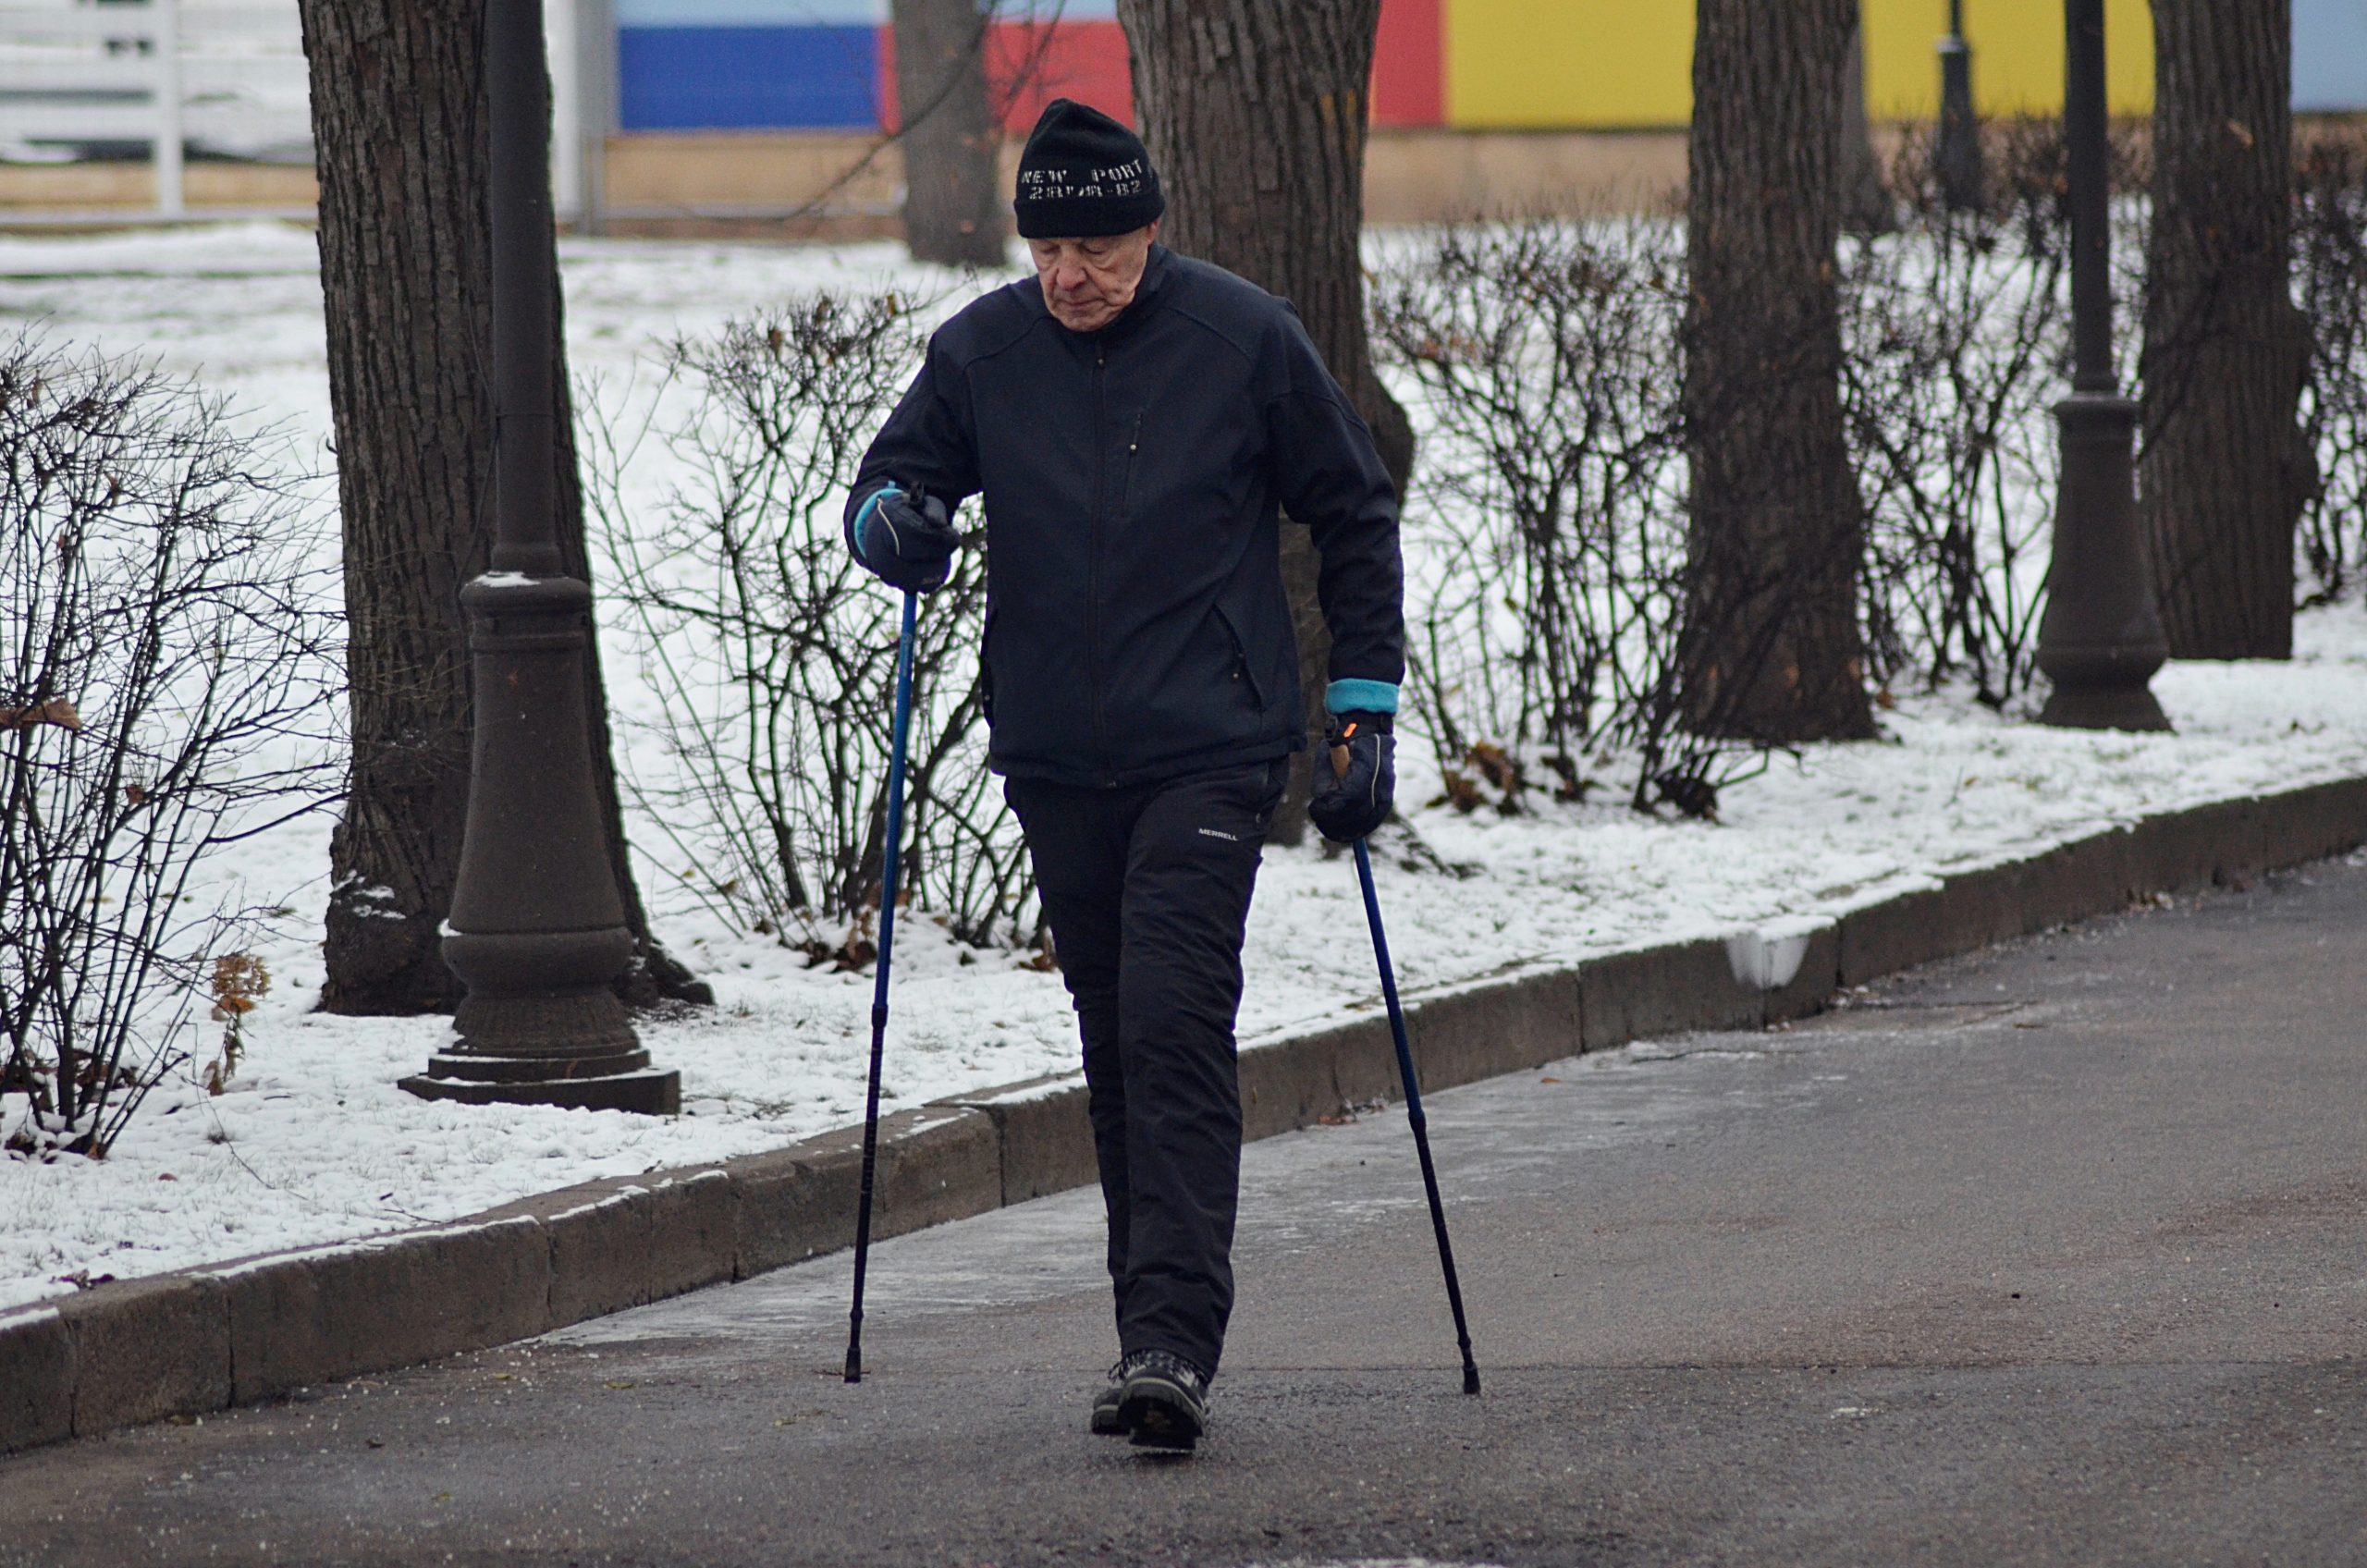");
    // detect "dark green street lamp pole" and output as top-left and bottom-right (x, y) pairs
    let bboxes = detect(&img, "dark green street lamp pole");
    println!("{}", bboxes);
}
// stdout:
(1935, 0), (1982, 211)
(2033, 0), (2170, 732)
(400, 0), (680, 1112)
